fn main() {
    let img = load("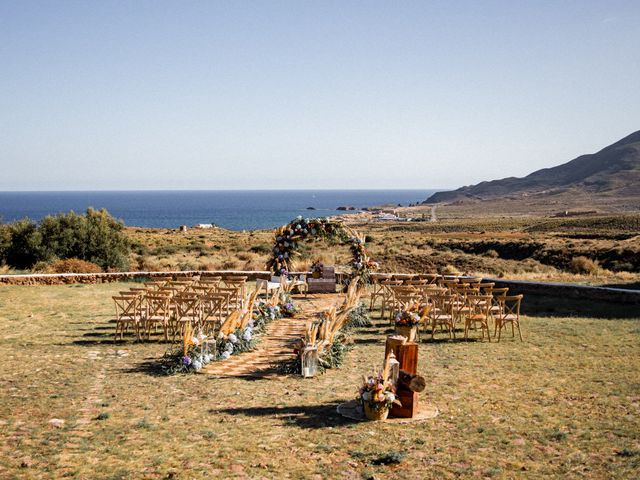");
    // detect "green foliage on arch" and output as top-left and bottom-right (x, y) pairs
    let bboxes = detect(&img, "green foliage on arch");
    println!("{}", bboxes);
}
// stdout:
(266, 216), (377, 281)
